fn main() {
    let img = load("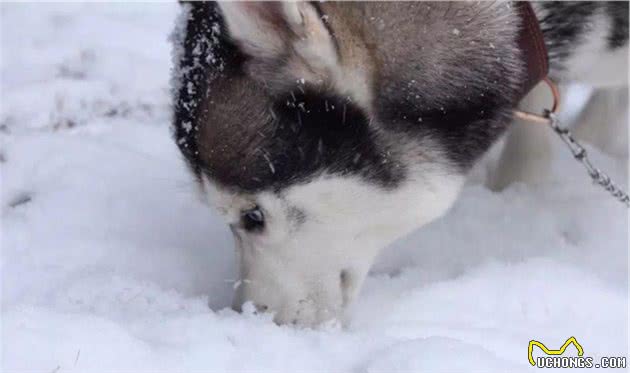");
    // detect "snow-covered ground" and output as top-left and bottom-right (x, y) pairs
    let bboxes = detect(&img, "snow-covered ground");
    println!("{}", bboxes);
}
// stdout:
(1, 3), (627, 372)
